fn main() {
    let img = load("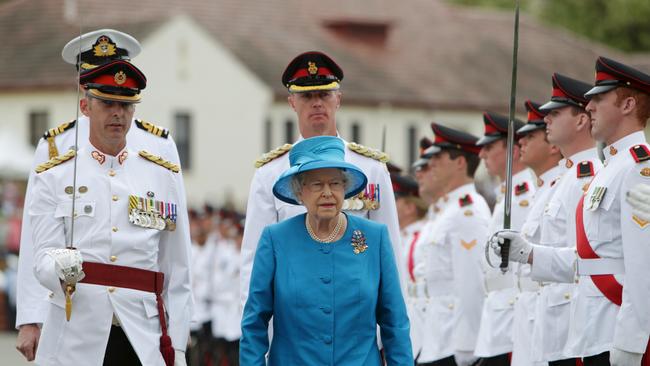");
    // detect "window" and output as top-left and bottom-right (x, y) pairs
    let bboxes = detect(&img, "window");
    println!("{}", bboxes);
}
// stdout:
(29, 110), (49, 147)
(351, 122), (361, 143)
(174, 112), (192, 170)
(408, 126), (417, 168)
(284, 119), (295, 143)
(264, 118), (273, 151)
